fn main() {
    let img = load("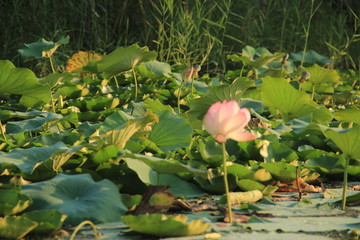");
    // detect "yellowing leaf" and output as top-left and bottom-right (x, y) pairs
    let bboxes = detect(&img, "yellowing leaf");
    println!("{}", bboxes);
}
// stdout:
(122, 214), (209, 237)
(65, 51), (102, 73)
